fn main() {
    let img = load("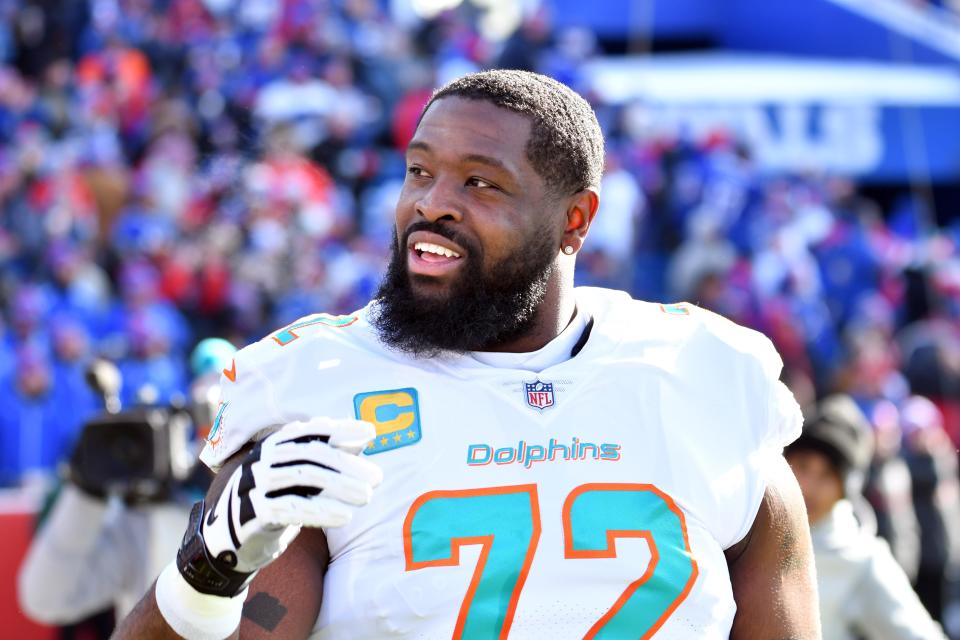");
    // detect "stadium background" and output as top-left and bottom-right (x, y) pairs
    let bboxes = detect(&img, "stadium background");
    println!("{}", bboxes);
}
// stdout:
(1, 0), (959, 636)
